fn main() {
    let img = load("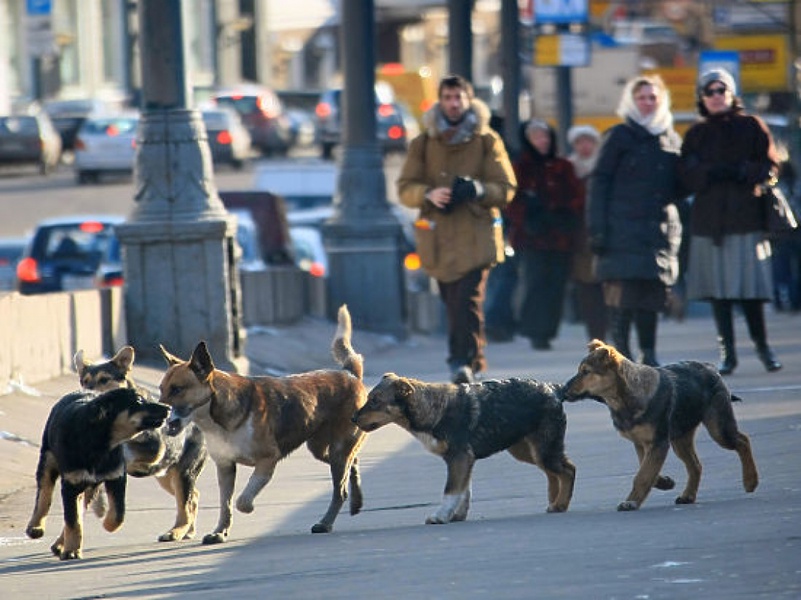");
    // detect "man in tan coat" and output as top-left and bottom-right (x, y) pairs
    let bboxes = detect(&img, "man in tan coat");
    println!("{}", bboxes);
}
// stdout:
(398, 74), (516, 383)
